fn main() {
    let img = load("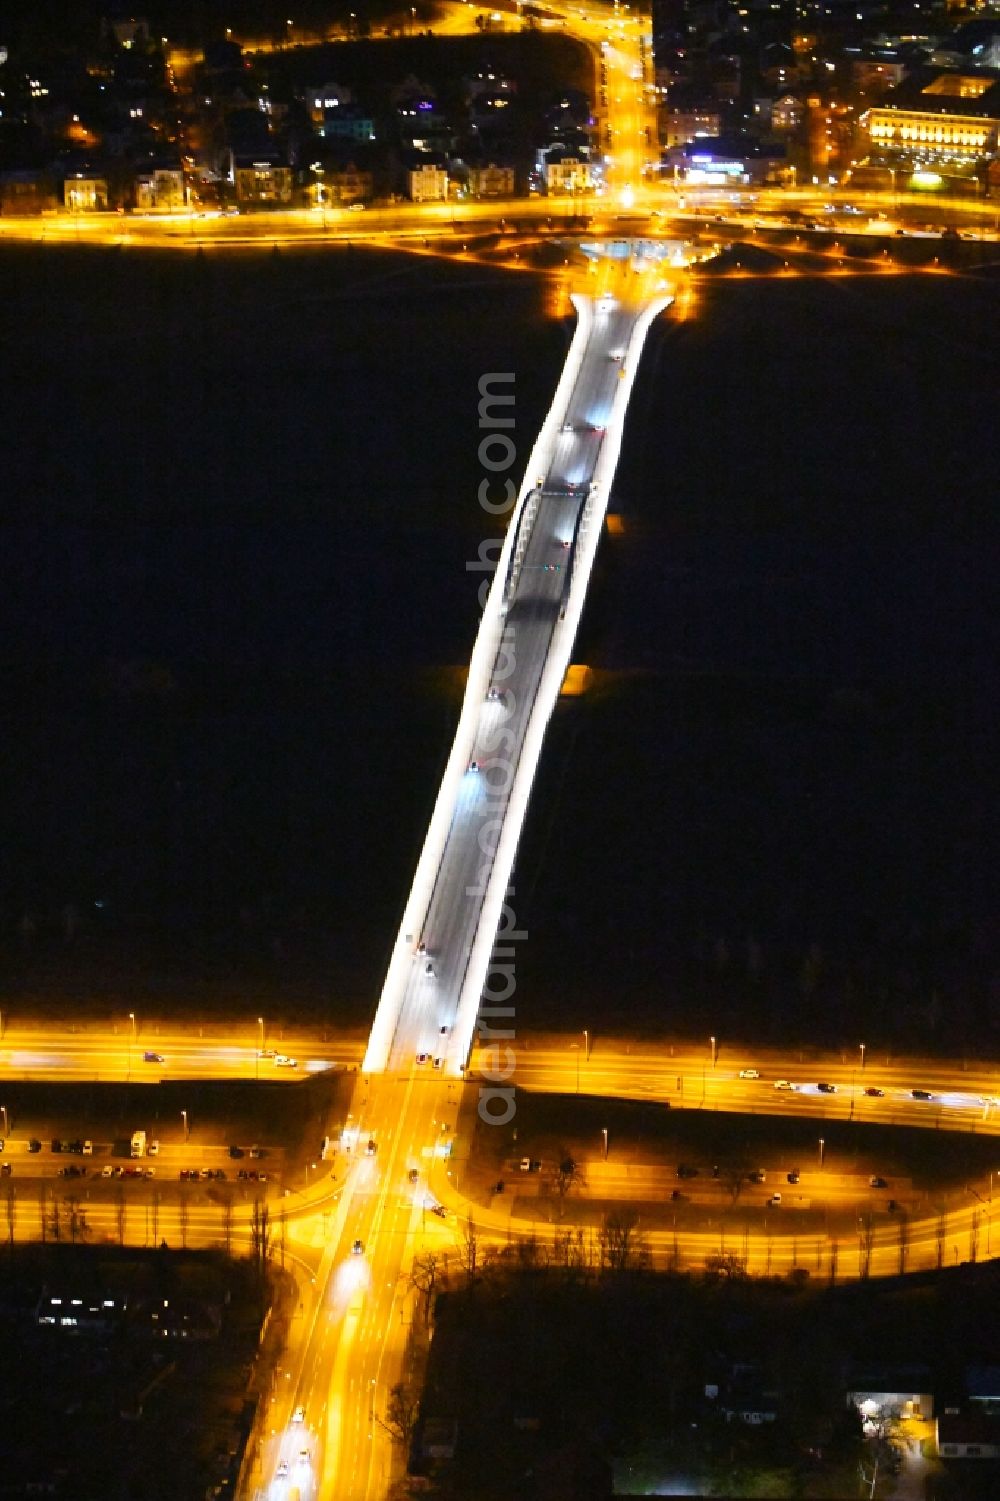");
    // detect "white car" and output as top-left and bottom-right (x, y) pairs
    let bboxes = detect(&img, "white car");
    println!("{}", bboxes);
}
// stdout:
(275, 1055), (298, 1068)
(773, 1080), (794, 1091)
(147, 1141), (159, 1156)
(276, 1458), (289, 1477)
(292, 1405), (305, 1424)
(738, 1068), (760, 1079)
